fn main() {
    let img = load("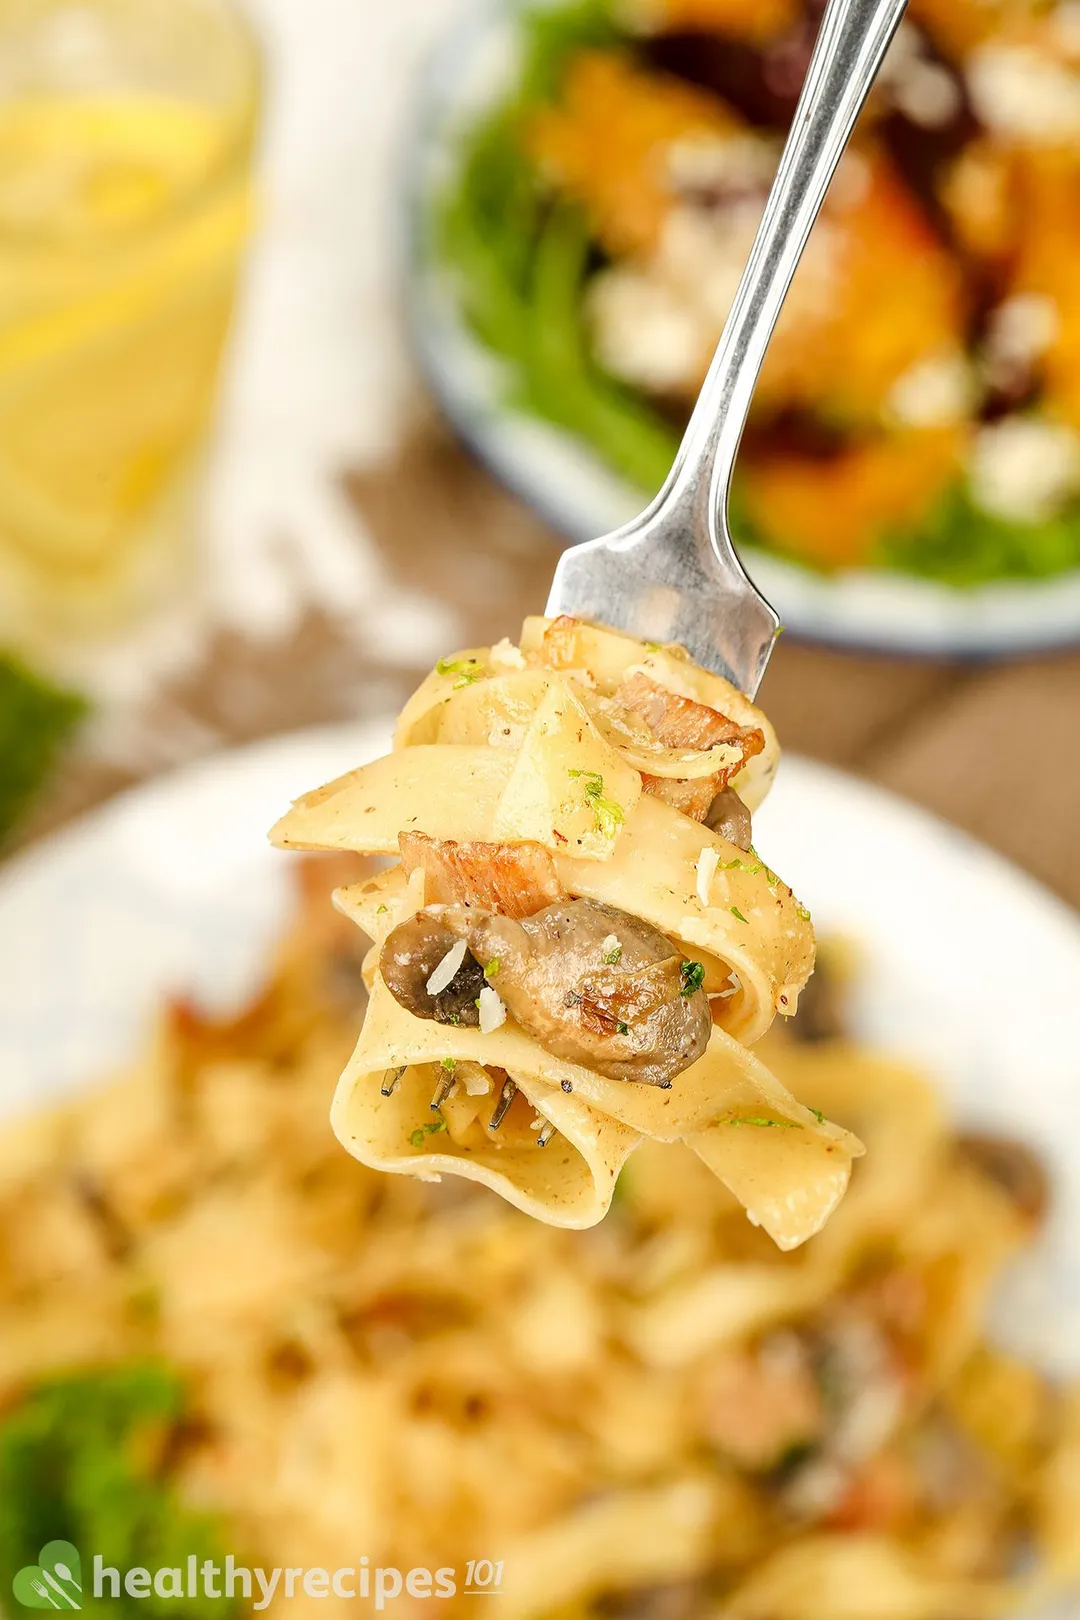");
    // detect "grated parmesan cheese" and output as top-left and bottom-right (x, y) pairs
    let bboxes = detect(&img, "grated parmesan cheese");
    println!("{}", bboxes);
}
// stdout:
(426, 939), (467, 997)
(478, 985), (507, 1035)
(696, 845), (720, 908)
(460, 1065), (492, 1097)
(490, 637), (526, 669)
